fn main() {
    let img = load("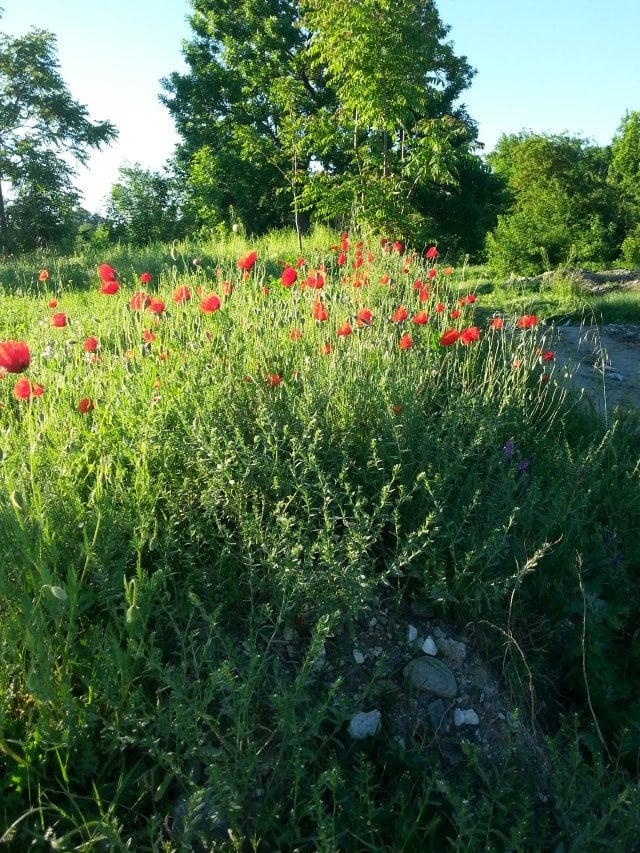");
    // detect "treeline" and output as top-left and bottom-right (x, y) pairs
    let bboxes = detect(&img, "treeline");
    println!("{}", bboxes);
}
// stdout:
(1, 2), (639, 276)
